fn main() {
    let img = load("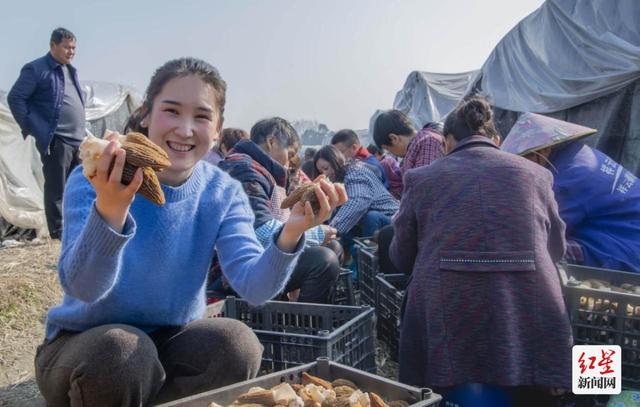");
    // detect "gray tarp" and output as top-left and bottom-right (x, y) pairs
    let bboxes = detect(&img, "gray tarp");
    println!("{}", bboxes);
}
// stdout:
(393, 70), (480, 129)
(385, 0), (640, 176)
(472, 0), (640, 176)
(479, 0), (640, 114)
(369, 70), (479, 138)
(0, 82), (140, 237)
